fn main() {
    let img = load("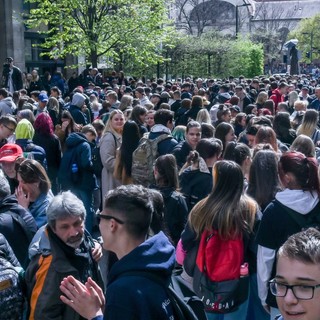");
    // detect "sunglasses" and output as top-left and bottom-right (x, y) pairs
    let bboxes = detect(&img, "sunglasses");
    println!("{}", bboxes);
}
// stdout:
(96, 213), (125, 225)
